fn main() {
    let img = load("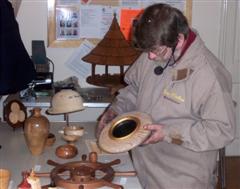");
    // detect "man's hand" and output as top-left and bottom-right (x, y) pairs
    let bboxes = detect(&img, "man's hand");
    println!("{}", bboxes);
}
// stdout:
(142, 124), (165, 144)
(96, 108), (117, 138)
